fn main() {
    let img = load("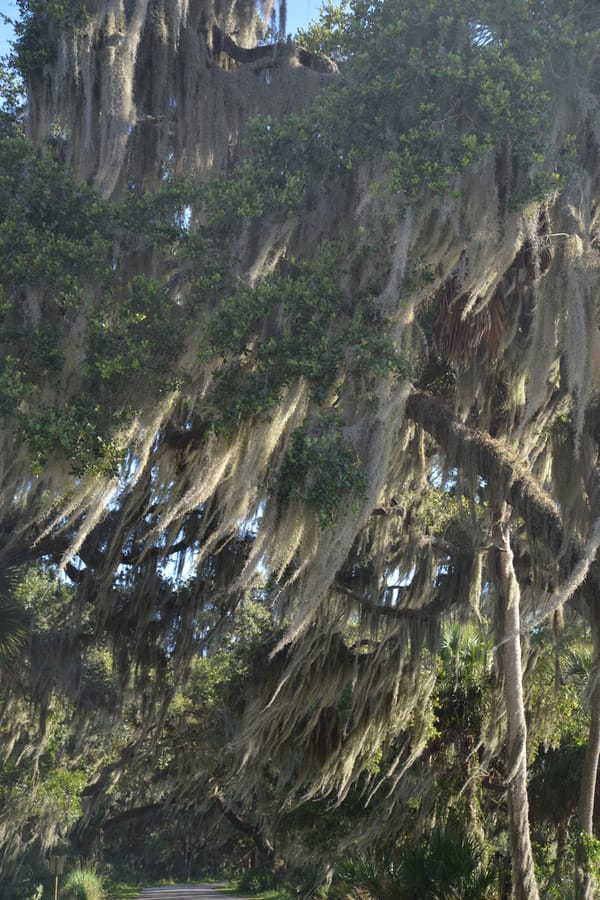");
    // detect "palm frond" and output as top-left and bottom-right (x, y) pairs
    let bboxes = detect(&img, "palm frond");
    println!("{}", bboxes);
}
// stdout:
(0, 567), (31, 671)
